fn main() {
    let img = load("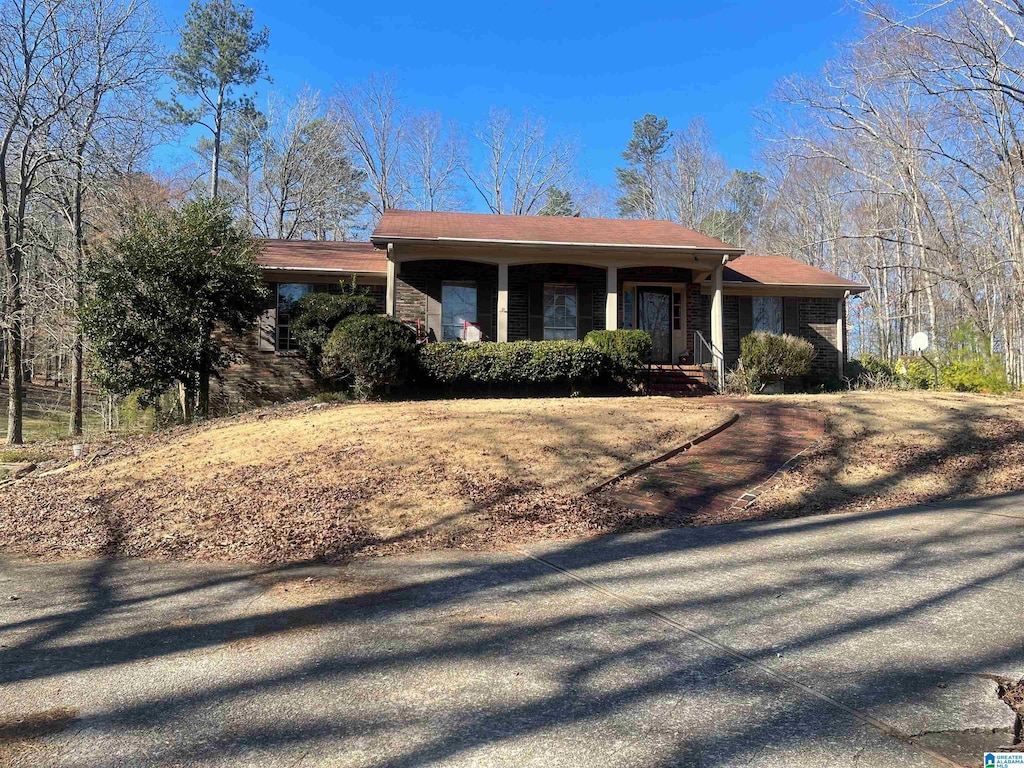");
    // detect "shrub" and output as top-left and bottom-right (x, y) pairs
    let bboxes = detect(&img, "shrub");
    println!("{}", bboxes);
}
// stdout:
(290, 282), (378, 370)
(897, 356), (936, 390)
(940, 323), (1012, 393)
(737, 332), (816, 393)
(417, 340), (605, 394)
(321, 315), (417, 398)
(941, 358), (1011, 394)
(583, 330), (652, 388)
